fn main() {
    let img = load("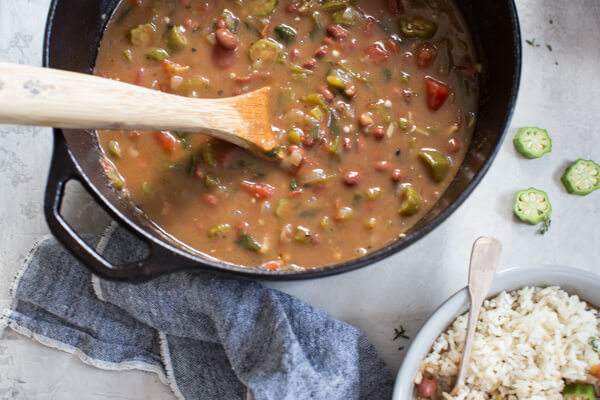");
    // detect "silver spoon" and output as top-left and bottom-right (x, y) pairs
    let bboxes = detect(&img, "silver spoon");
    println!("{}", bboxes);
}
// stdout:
(451, 236), (502, 396)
